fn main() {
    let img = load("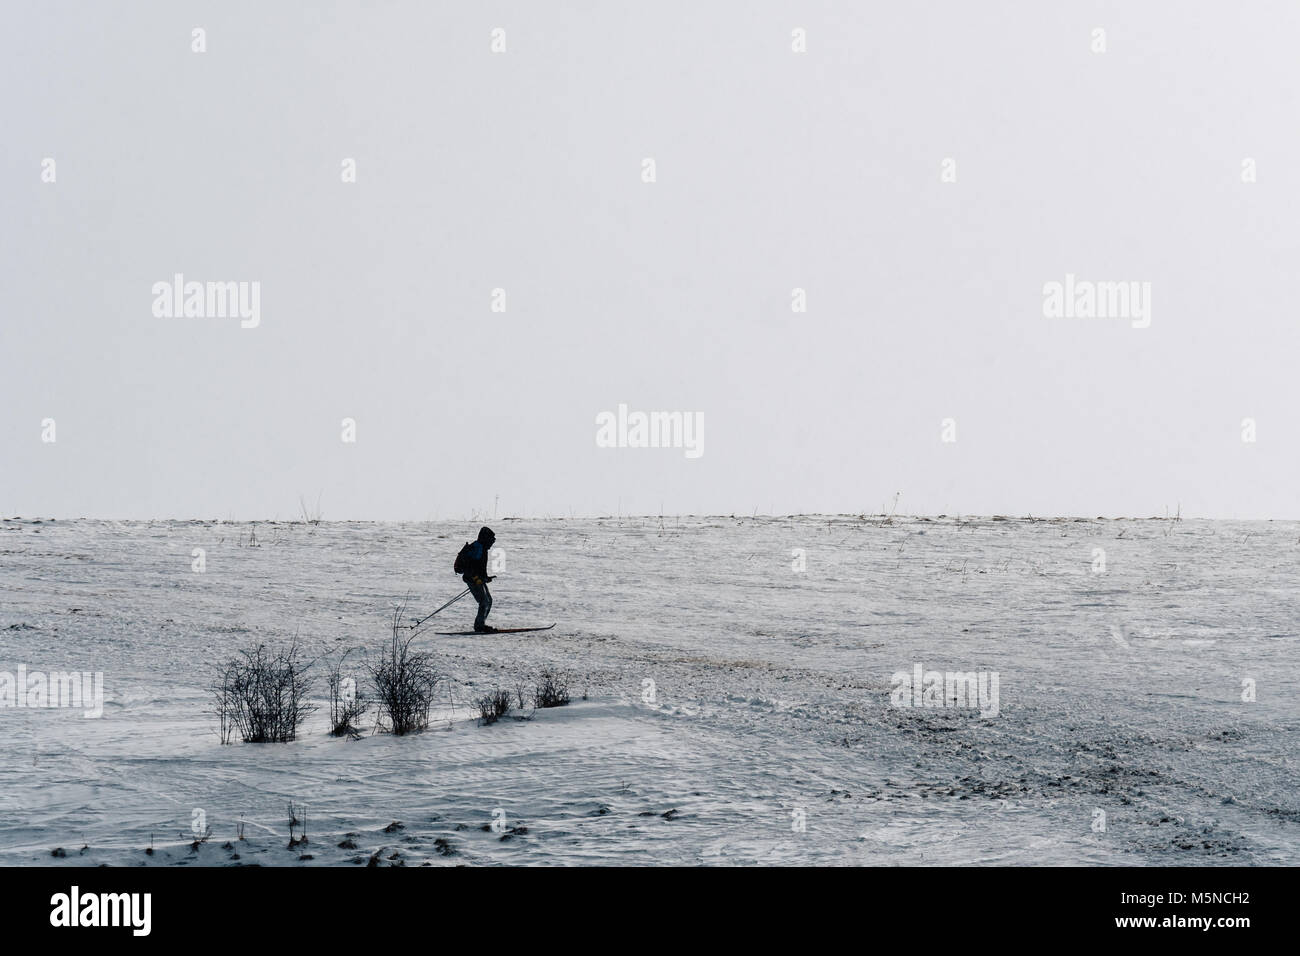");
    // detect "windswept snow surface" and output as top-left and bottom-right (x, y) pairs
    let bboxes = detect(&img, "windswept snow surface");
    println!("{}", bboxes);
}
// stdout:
(0, 515), (1296, 866)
